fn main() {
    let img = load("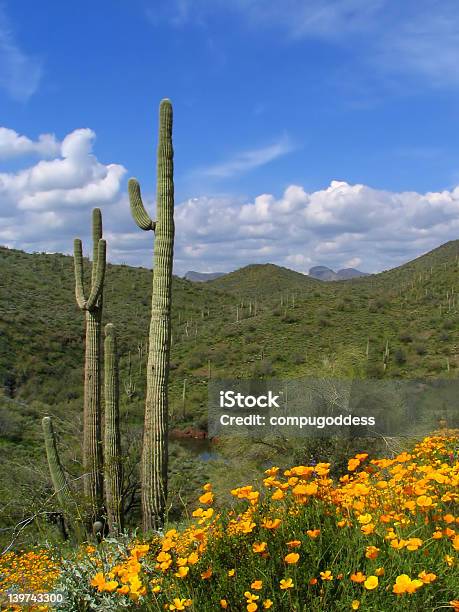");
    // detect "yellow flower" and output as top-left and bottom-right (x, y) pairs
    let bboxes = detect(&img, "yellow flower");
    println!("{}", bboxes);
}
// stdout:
(365, 545), (379, 559)
(201, 567), (213, 579)
(320, 571), (333, 581)
(418, 571), (436, 584)
(244, 592), (260, 602)
(350, 572), (366, 583)
(262, 518), (282, 530)
(188, 552), (199, 565)
(406, 538), (423, 551)
(253, 542), (268, 553)
(175, 566), (189, 578)
(104, 580), (119, 592)
(199, 491), (214, 505)
(292, 483), (318, 496)
(280, 578), (294, 589)
(247, 604), (258, 612)
(169, 599), (191, 611)
(348, 458), (361, 471)
(220, 600), (228, 609)
(228, 569), (235, 576)
(416, 495), (433, 507)
(90, 572), (106, 592)
(452, 535), (459, 551)
(351, 601), (360, 610)
(444, 554), (455, 567)
(392, 574), (423, 594)
(251, 580), (263, 590)
(375, 567), (385, 576)
(263, 600), (273, 609)
(306, 529), (321, 539)
(284, 552), (300, 564)
(357, 513), (372, 525)
(364, 575), (378, 590)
